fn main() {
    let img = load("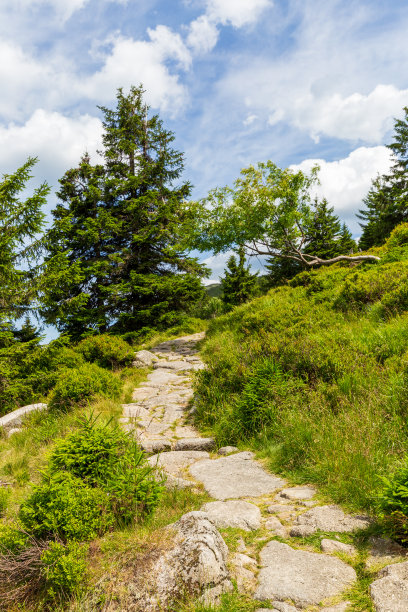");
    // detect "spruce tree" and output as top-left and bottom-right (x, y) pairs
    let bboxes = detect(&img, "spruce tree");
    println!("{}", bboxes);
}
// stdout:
(304, 198), (356, 259)
(42, 86), (206, 337)
(358, 106), (408, 247)
(221, 246), (258, 309)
